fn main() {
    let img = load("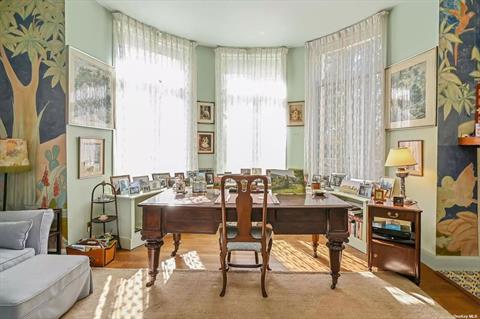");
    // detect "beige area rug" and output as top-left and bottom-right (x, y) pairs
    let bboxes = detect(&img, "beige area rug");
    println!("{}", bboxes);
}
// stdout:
(64, 269), (453, 319)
